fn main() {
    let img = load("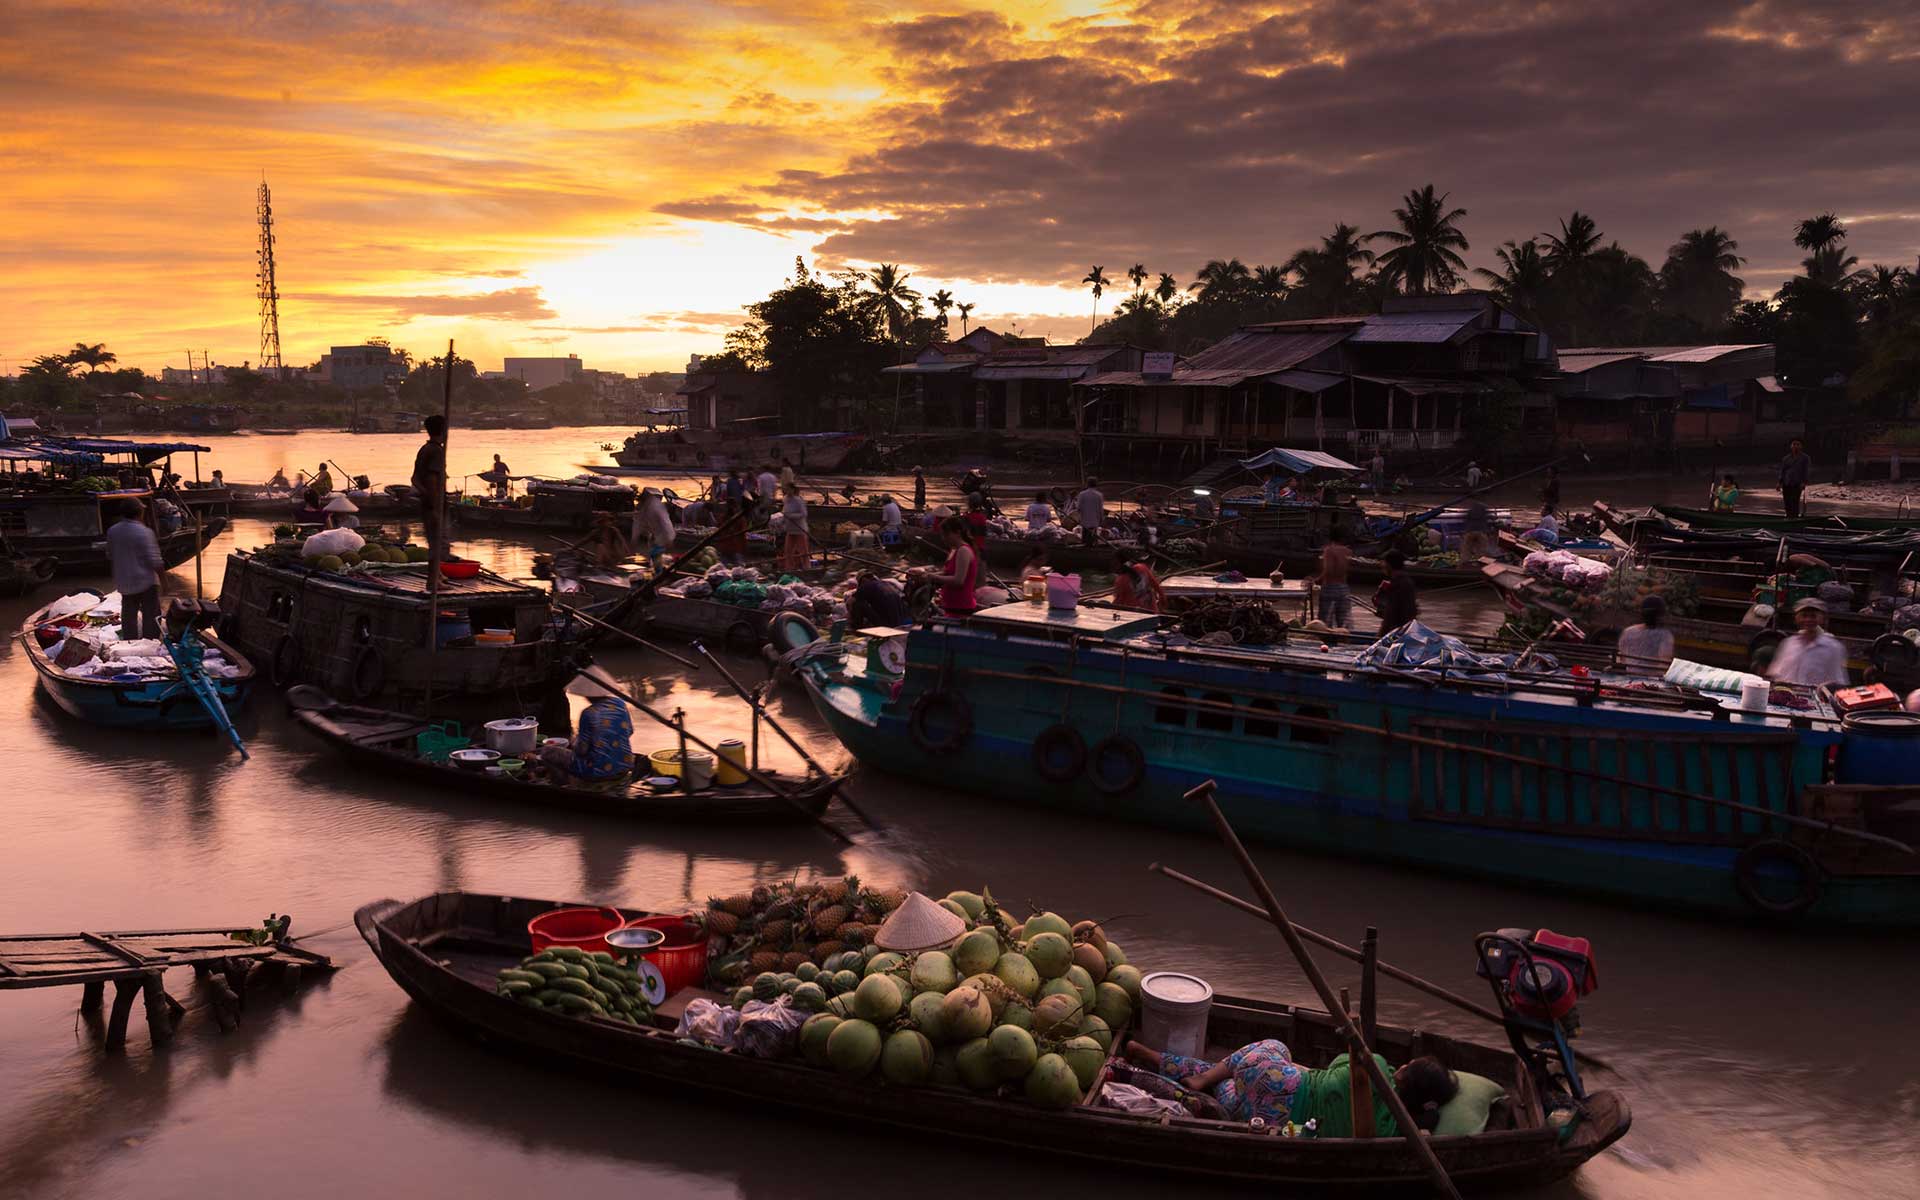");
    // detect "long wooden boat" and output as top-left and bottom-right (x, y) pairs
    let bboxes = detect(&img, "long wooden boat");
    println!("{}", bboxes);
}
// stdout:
(450, 478), (637, 533)
(19, 592), (254, 729)
(356, 891), (1629, 1193)
(0, 553), (58, 595)
(612, 428), (865, 473)
(0, 489), (224, 575)
(800, 602), (1920, 924)
(225, 485), (422, 519)
(291, 693), (836, 822)
(1654, 503), (1913, 533)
